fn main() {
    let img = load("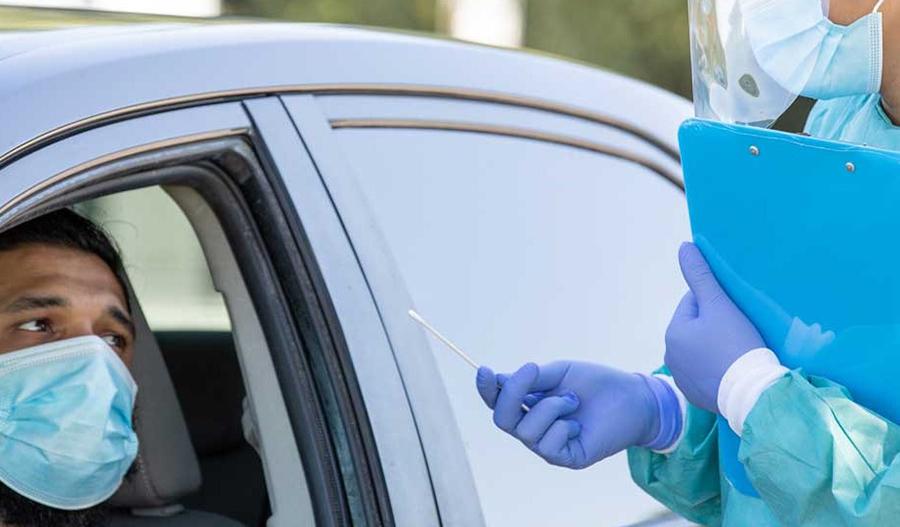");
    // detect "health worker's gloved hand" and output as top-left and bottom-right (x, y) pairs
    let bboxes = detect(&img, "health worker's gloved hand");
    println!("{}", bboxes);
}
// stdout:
(476, 361), (681, 469)
(665, 242), (766, 413)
